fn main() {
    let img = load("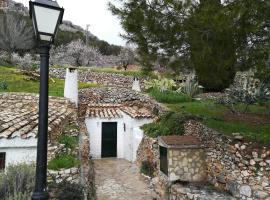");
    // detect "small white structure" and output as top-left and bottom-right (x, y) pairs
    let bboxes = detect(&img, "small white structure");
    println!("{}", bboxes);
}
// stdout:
(64, 67), (79, 107)
(132, 77), (141, 92)
(85, 104), (153, 162)
(0, 138), (37, 167)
